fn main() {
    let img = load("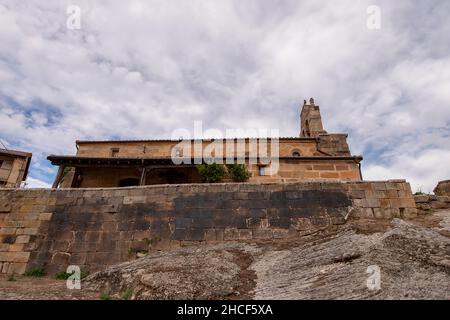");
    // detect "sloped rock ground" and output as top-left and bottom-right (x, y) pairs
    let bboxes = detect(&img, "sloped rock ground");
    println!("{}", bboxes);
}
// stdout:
(251, 218), (450, 299)
(83, 211), (450, 300)
(1, 210), (449, 299)
(84, 243), (260, 300)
